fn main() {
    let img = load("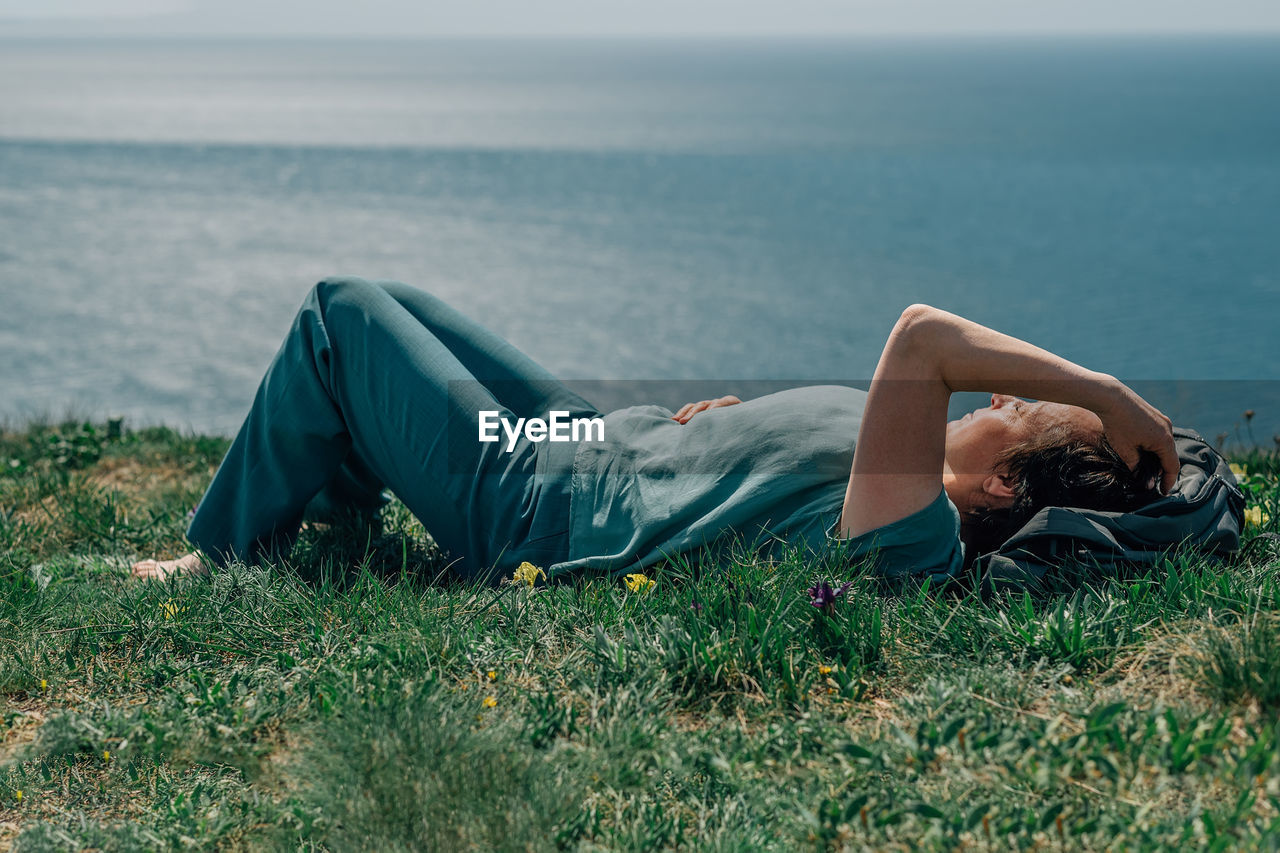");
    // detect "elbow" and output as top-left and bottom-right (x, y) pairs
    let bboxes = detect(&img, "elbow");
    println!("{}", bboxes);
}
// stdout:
(898, 303), (940, 329)
(892, 303), (943, 346)
(882, 303), (949, 382)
